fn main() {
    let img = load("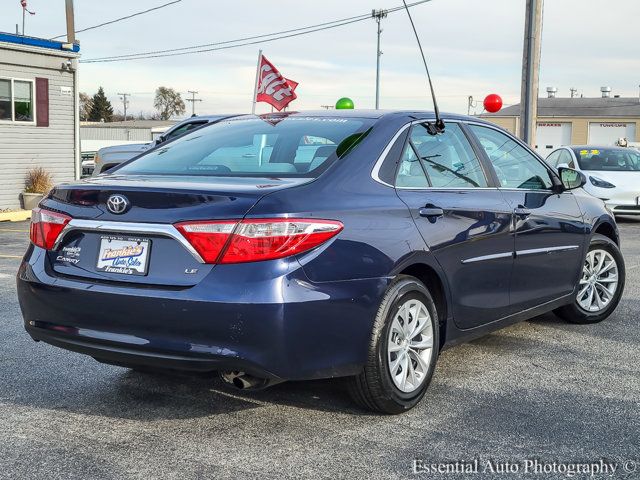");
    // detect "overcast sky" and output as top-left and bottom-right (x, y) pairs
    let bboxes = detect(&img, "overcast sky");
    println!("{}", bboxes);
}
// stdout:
(3, 0), (640, 118)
